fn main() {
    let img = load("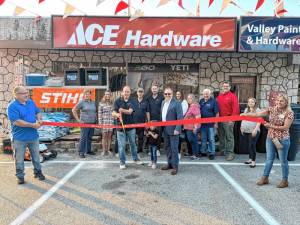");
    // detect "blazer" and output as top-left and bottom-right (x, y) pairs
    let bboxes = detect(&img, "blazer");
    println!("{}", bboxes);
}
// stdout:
(161, 98), (183, 135)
